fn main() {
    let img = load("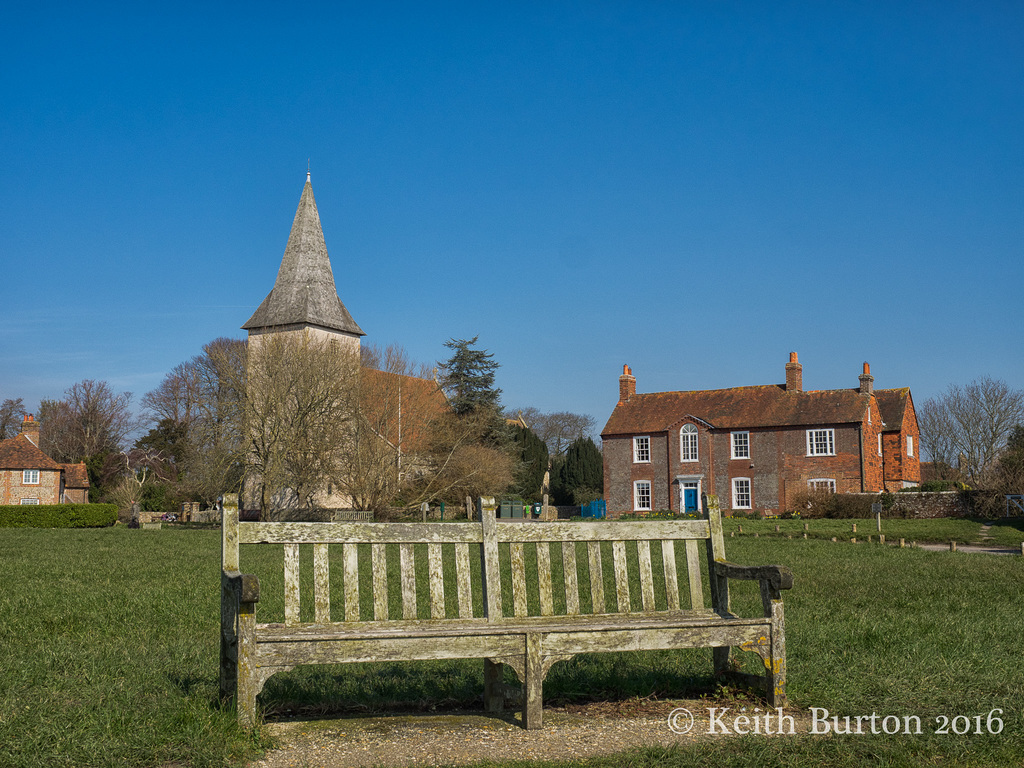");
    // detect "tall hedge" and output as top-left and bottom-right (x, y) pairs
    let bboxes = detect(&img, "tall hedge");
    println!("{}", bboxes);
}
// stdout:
(0, 504), (118, 528)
